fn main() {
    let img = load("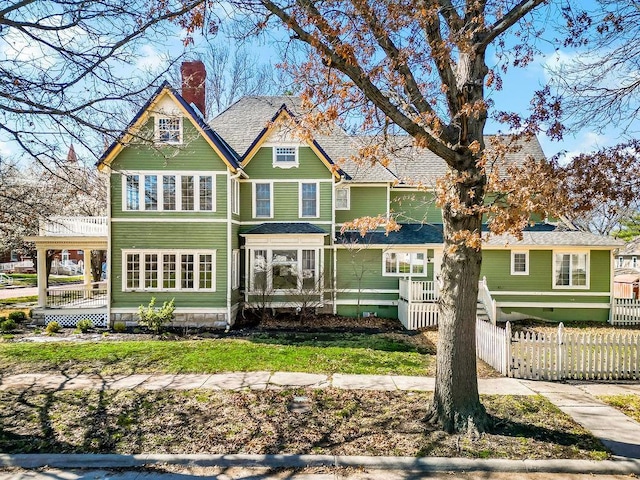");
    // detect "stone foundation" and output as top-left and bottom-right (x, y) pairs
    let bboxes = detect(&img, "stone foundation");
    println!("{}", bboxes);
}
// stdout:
(110, 312), (229, 329)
